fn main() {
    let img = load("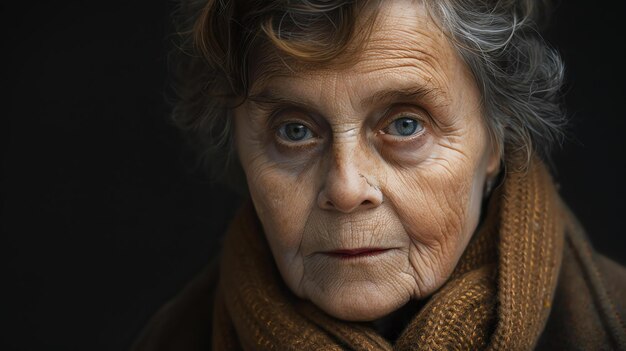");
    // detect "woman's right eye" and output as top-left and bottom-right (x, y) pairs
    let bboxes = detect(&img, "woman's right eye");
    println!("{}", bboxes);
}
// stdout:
(277, 122), (315, 142)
